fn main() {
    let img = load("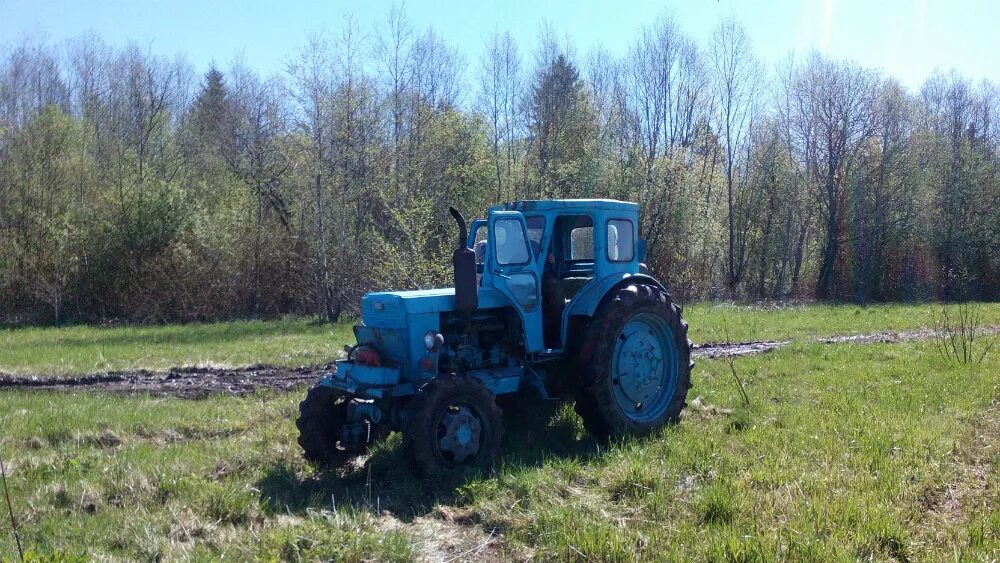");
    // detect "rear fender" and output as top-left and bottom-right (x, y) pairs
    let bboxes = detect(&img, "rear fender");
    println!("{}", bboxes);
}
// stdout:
(561, 273), (667, 341)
